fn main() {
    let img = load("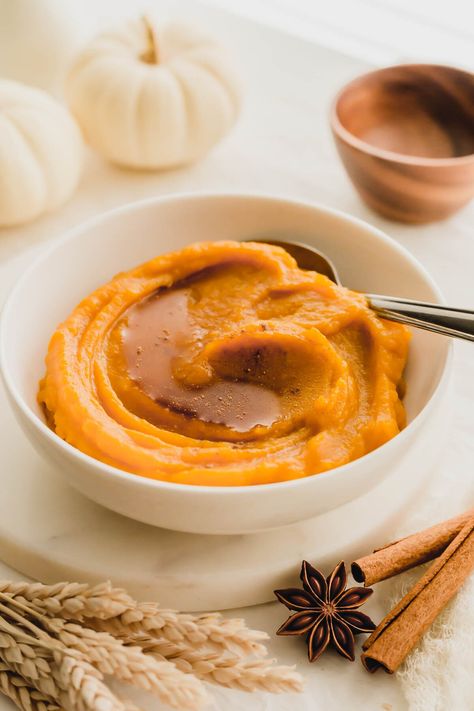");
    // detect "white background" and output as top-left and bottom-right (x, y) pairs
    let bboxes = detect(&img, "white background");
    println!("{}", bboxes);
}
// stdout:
(207, 0), (474, 69)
